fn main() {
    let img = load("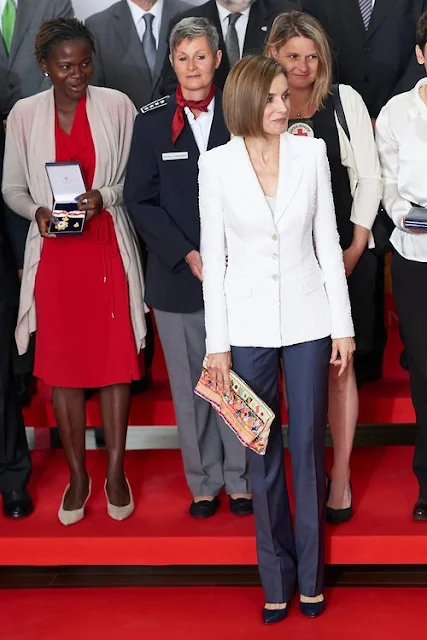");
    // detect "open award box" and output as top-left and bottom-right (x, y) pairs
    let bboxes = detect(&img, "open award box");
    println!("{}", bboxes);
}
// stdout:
(45, 162), (87, 235)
